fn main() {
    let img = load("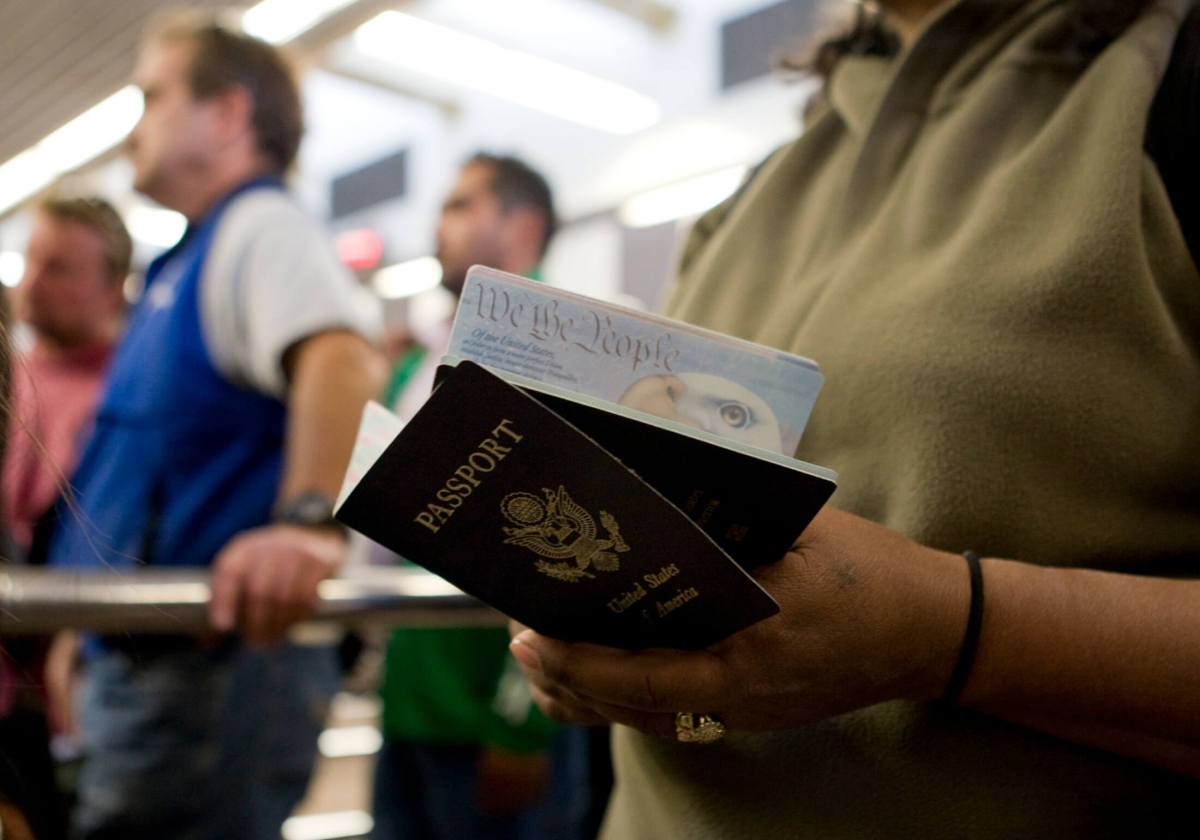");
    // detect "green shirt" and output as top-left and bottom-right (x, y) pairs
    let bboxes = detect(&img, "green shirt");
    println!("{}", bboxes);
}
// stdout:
(379, 267), (557, 753)
(380, 626), (557, 753)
